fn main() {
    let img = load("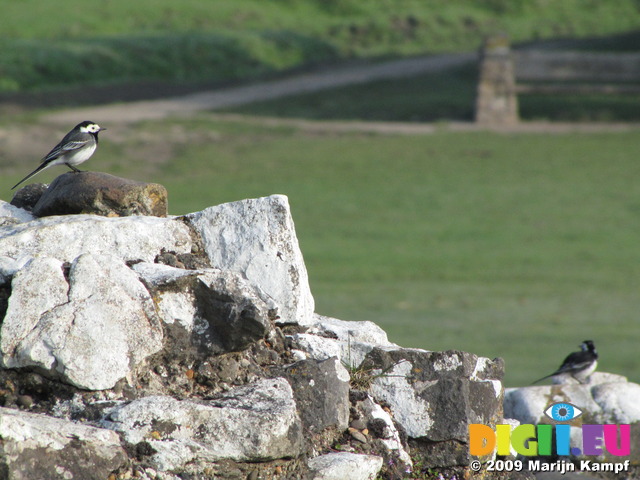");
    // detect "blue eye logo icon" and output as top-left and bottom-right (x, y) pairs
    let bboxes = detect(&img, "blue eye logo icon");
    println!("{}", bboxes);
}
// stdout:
(544, 402), (583, 422)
